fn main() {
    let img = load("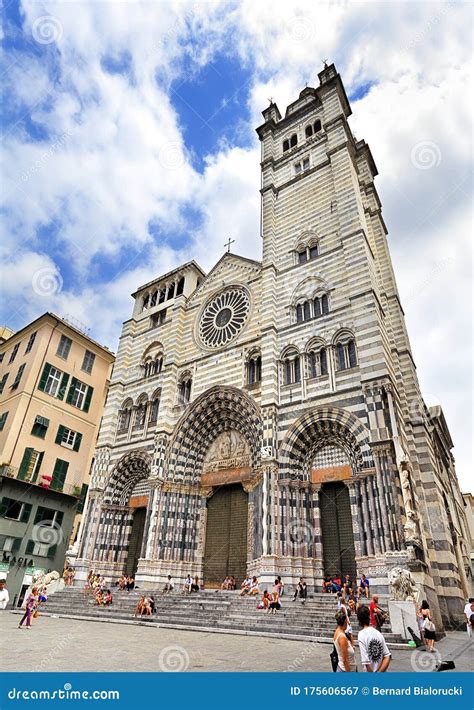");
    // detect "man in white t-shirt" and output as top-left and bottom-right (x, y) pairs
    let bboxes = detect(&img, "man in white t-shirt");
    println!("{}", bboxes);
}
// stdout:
(463, 598), (474, 639)
(0, 579), (9, 609)
(163, 575), (174, 593)
(357, 604), (391, 672)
